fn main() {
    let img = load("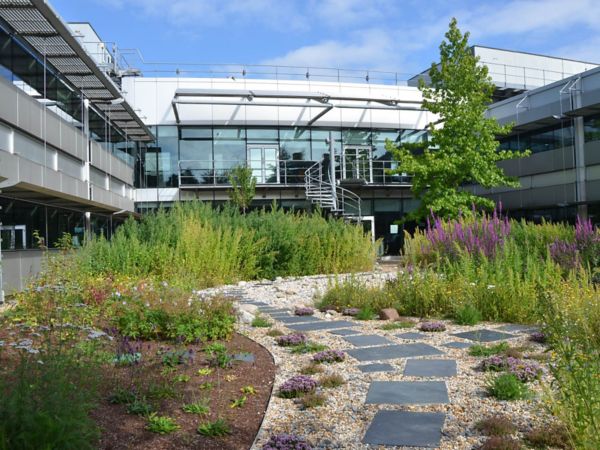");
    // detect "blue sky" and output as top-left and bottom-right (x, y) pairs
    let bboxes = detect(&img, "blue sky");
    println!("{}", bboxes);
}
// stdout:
(52, 0), (599, 79)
